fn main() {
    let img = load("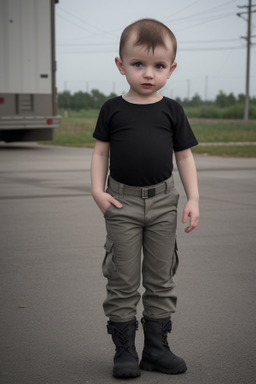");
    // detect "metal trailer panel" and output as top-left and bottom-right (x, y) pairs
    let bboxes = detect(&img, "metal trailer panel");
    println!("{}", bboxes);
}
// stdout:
(0, 0), (52, 94)
(0, 0), (60, 141)
(0, 116), (60, 129)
